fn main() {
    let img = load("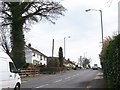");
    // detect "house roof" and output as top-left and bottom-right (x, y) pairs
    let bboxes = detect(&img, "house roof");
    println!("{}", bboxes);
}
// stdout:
(64, 59), (76, 65)
(25, 45), (47, 57)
